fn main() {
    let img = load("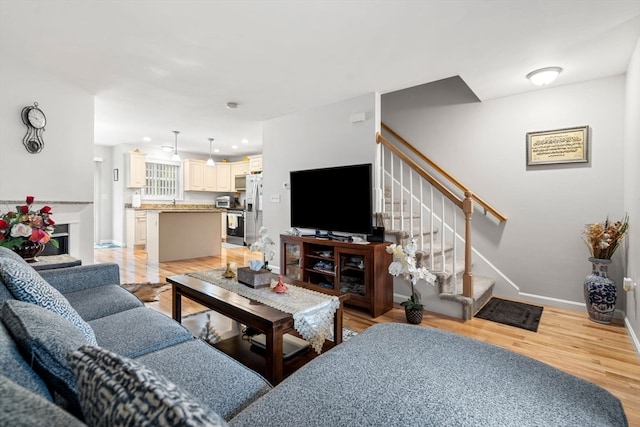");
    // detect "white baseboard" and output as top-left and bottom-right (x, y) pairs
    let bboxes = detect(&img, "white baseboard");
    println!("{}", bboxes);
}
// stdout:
(518, 292), (627, 320)
(624, 317), (640, 357)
